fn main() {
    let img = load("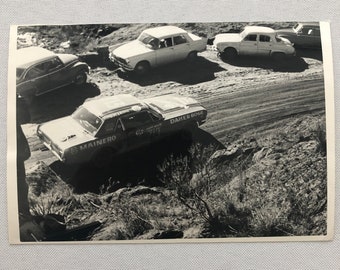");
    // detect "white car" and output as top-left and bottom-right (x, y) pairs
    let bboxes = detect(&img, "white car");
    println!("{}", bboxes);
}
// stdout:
(109, 26), (207, 74)
(213, 26), (295, 60)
